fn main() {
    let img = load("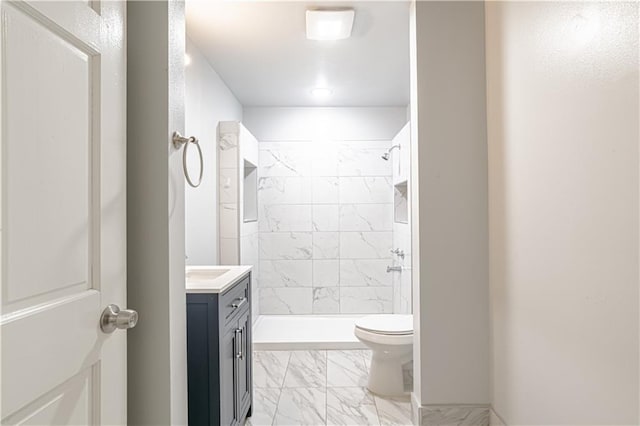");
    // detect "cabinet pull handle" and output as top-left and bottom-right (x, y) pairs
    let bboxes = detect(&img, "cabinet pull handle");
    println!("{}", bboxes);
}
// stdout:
(239, 328), (244, 360)
(234, 328), (242, 359)
(231, 297), (247, 309)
